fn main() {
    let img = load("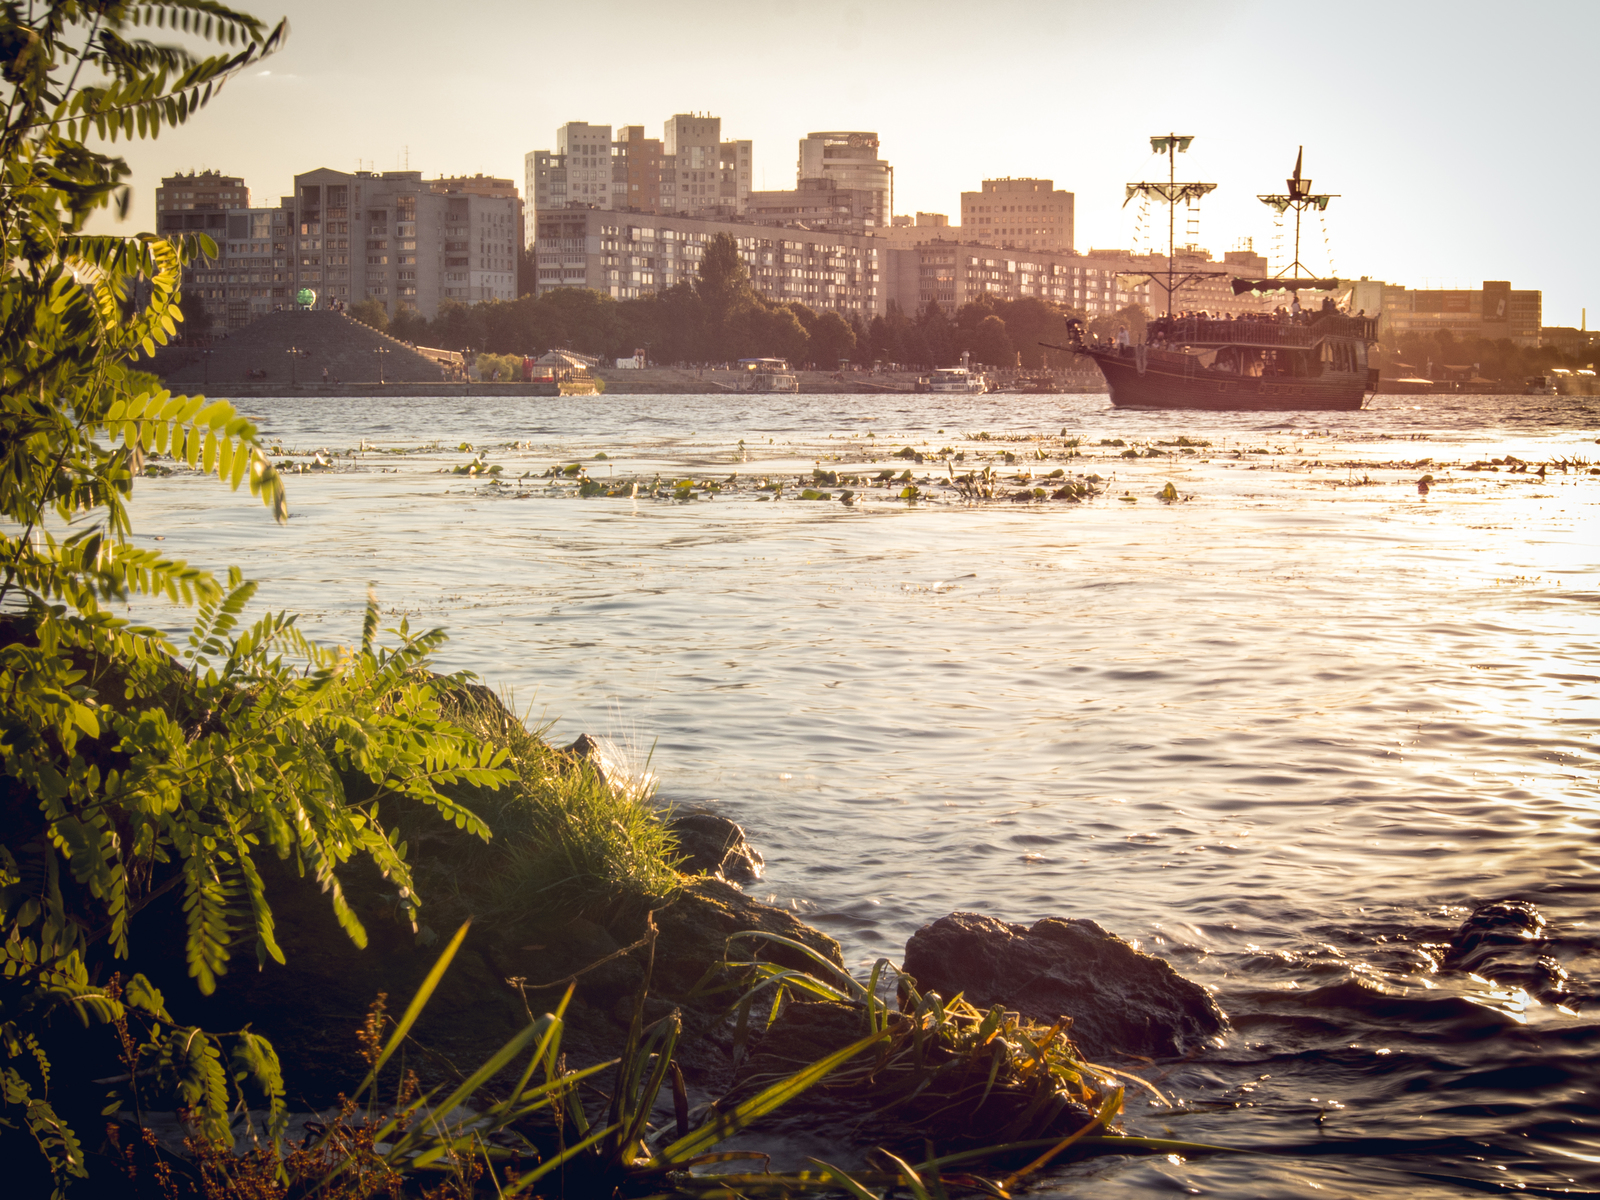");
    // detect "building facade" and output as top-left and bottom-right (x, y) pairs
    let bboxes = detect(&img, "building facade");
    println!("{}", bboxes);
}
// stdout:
(155, 170), (251, 218)
(157, 172), (270, 328)
(743, 178), (882, 231)
(531, 209), (883, 317)
(959, 179), (1074, 254)
(431, 173), (525, 257)
(797, 132), (890, 227)
(525, 114), (753, 233)
(1379, 281), (1542, 346)
(530, 208), (1158, 323)
(286, 169), (518, 318)
(888, 242), (1153, 316)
